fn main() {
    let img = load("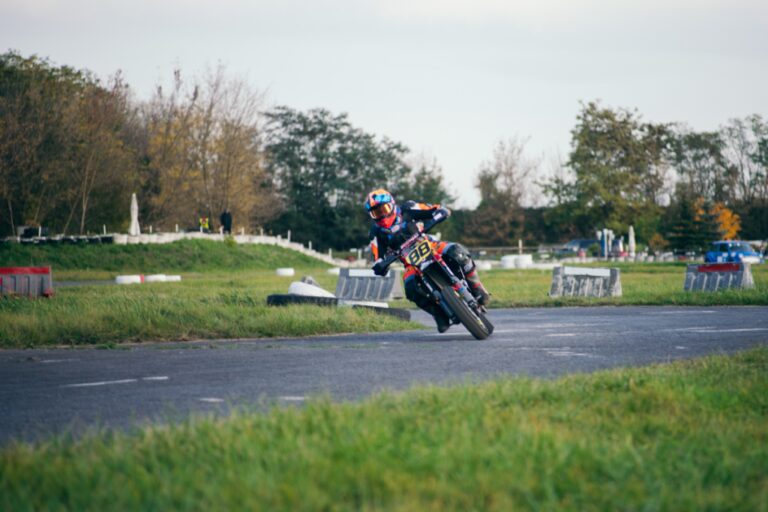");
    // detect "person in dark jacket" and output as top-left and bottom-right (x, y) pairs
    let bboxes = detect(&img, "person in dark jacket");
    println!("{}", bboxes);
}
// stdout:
(365, 188), (490, 332)
(220, 209), (233, 234)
